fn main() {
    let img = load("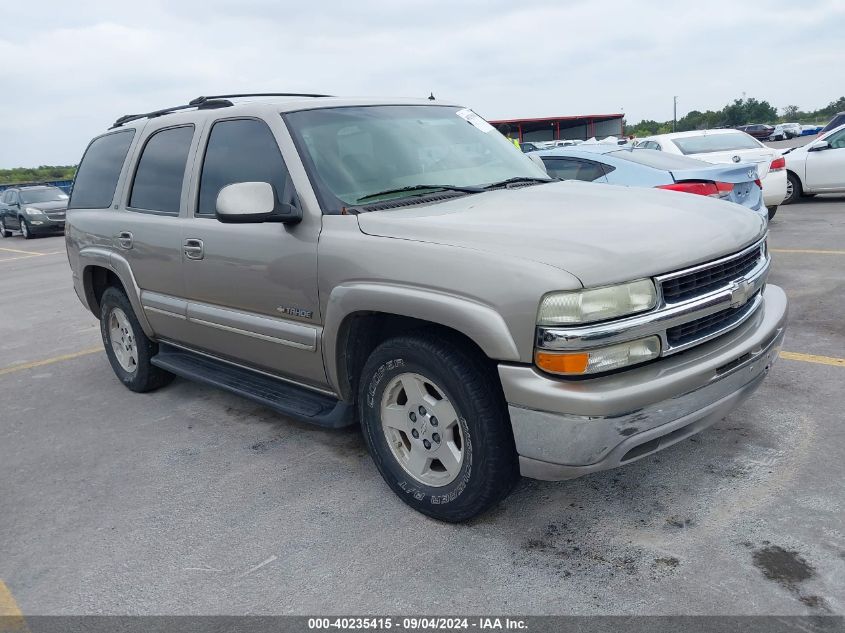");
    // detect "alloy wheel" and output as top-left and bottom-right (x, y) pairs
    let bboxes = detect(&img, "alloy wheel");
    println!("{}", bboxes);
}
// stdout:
(380, 372), (465, 487)
(108, 307), (138, 373)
